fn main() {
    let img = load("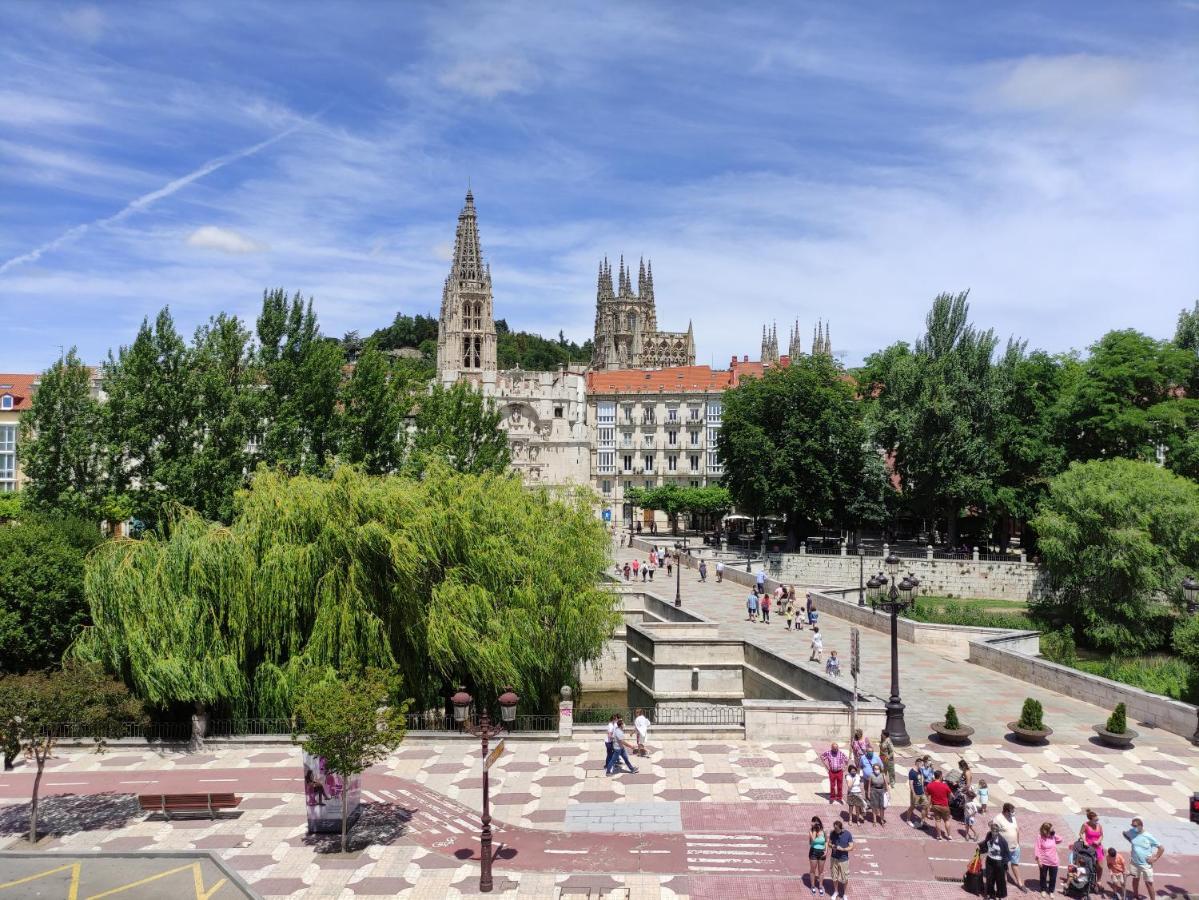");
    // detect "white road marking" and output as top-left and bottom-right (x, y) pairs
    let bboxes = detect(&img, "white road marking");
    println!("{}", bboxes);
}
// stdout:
(271, 777), (294, 782)
(546, 849), (589, 854)
(198, 778), (237, 782)
(119, 780), (155, 784)
(46, 782), (87, 786)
